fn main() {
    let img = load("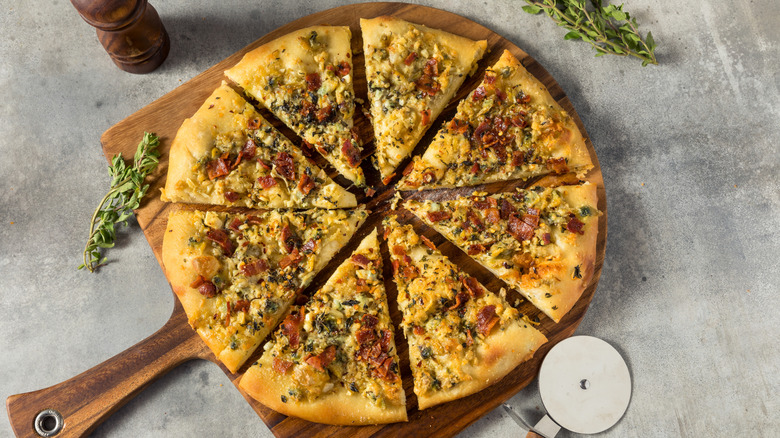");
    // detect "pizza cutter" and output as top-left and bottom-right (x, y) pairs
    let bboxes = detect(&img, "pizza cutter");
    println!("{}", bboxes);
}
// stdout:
(503, 336), (632, 437)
